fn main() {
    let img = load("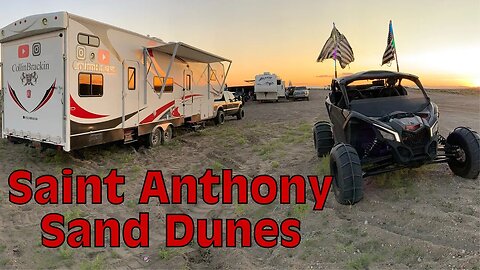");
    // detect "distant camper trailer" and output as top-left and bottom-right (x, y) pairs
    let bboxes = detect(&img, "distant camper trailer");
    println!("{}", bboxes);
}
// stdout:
(254, 72), (285, 101)
(0, 12), (231, 151)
